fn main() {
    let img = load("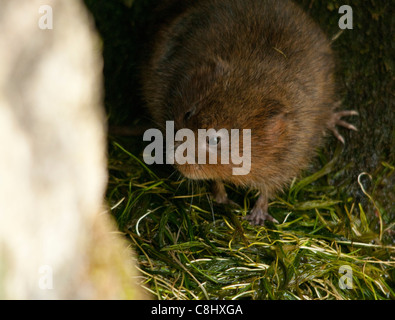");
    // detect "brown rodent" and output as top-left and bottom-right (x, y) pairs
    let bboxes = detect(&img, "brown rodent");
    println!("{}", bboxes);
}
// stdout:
(141, 0), (357, 225)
